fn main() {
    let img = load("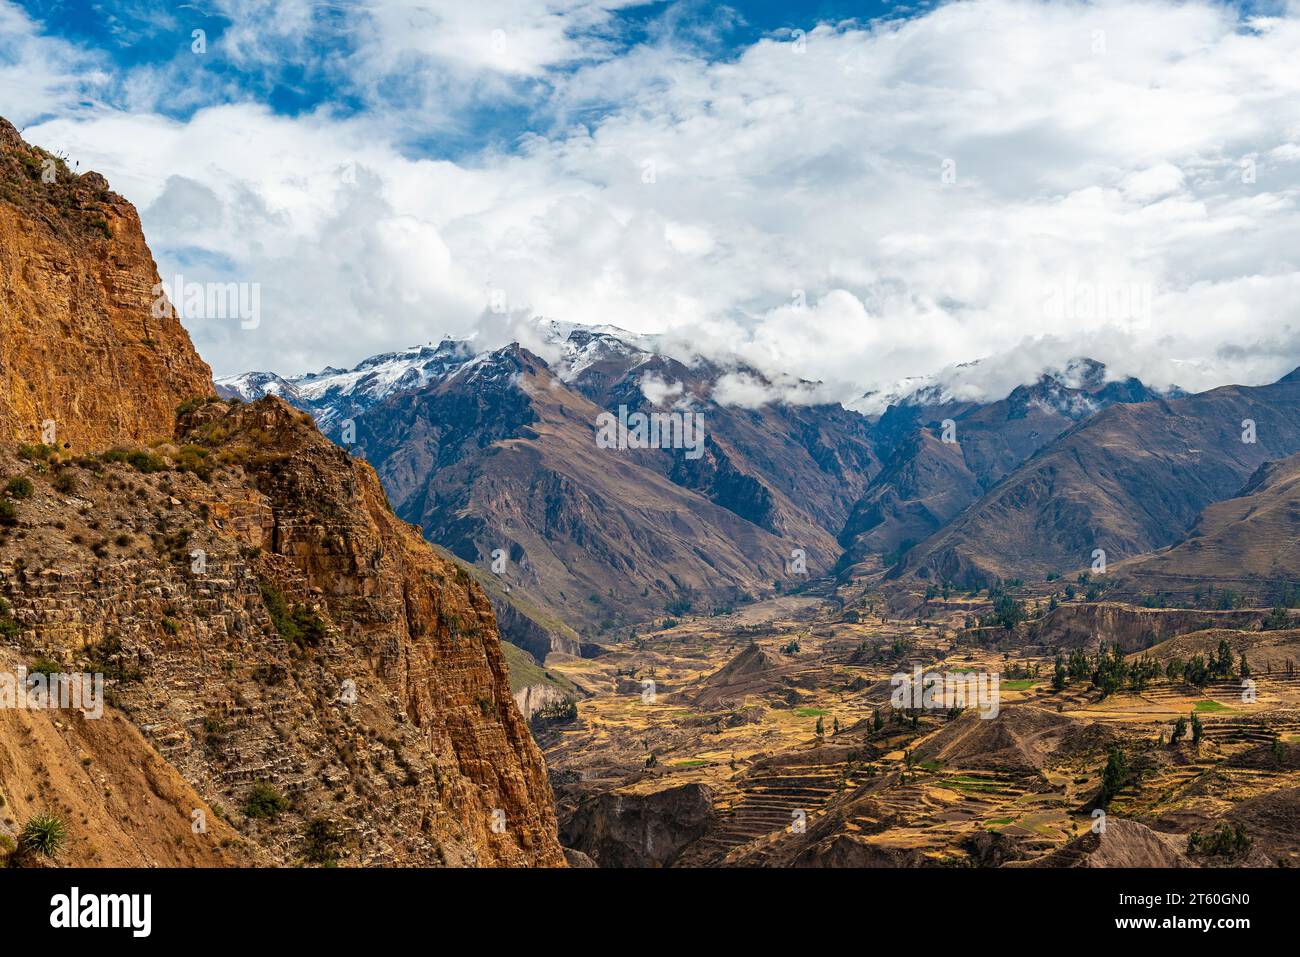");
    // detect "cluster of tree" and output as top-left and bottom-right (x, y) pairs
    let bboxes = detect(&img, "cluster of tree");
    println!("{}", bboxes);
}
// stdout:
(1170, 712), (1204, 746)
(856, 636), (915, 661)
(1054, 640), (1253, 699)
(663, 587), (696, 616)
(1262, 605), (1295, 630)
(530, 697), (578, 729)
(1052, 645), (1159, 698)
(881, 539), (916, 568)
(1187, 822), (1251, 859)
(1187, 586), (1246, 610)
(1164, 640), (1246, 688)
(978, 591), (1026, 631)
(1002, 661), (1040, 679)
